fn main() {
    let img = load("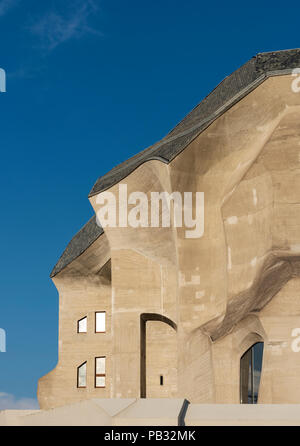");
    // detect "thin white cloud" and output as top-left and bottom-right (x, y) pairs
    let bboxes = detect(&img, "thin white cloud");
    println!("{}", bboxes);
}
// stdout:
(29, 0), (101, 50)
(0, 392), (39, 410)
